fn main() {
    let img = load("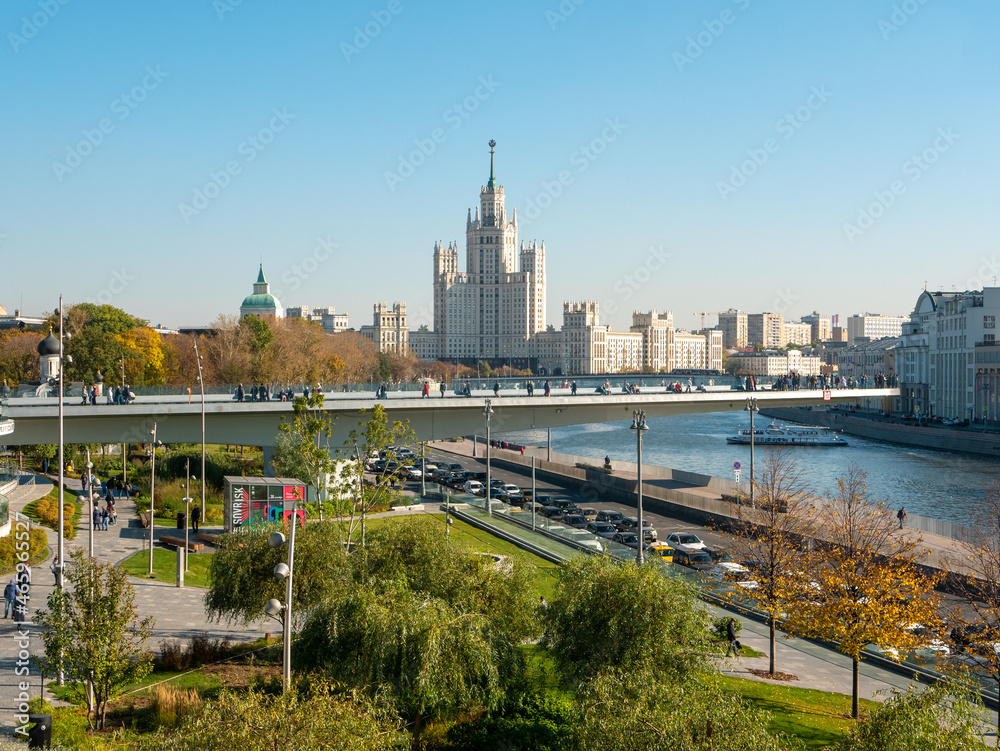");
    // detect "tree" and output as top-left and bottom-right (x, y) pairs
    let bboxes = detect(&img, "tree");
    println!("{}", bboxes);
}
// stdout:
(60, 303), (143, 383)
(542, 555), (708, 684)
(294, 519), (539, 734)
(338, 404), (415, 547)
(272, 392), (336, 519)
(238, 315), (274, 383)
(785, 464), (942, 719)
(0, 330), (43, 386)
(953, 479), (1000, 731)
(835, 679), (988, 751)
(116, 326), (166, 385)
(726, 449), (818, 676)
(574, 668), (801, 751)
(34, 549), (154, 729)
(204, 520), (350, 626)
